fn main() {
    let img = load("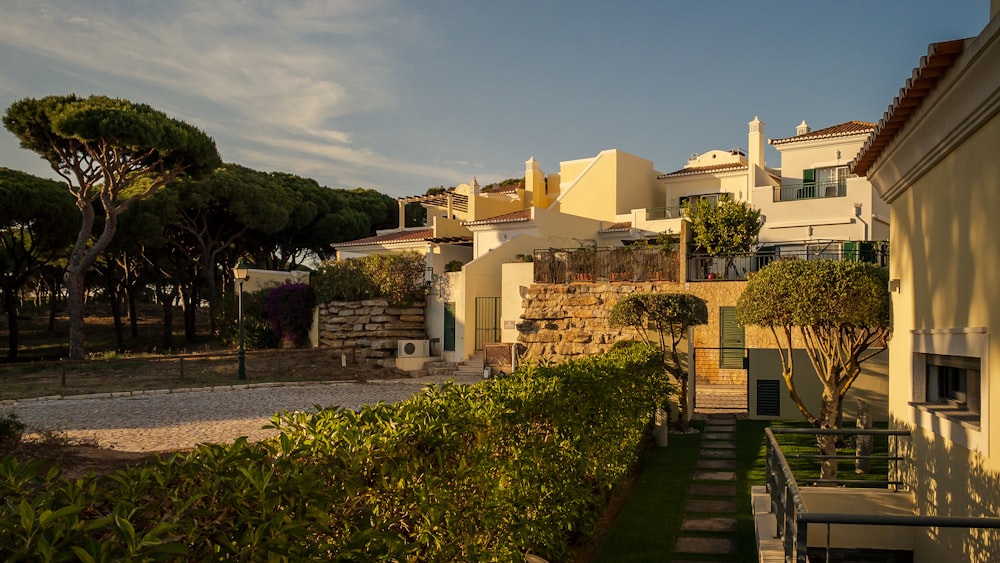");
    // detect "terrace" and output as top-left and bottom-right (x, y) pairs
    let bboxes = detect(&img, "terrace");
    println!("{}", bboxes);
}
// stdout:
(688, 241), (888, 282)
(759, 427), (1000, 562)
(773, 179), (846, 202)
